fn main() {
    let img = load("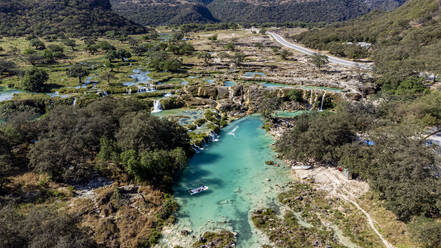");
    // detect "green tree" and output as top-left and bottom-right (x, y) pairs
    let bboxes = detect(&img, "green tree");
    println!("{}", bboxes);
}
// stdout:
(197, 51), (212, 66)
(100, 71), (116, 86)
(117, 49), (131, 62)
(0, 61), (17, 76)
(85, 44), (99, 55)
(225, 42), (235, 51)
(62, 39), (76, 51)
(106, 50), (118, 63)
(22, 67), (49, 92)
(67, 64), (89, 84)
(30, 39), (45, 50)
(280, 49), (292, 60)
(258, 96), (282, 120)
(97, 41), (116, 52)
(233, 52), (245, 66)
(309, 53), (329, 70)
